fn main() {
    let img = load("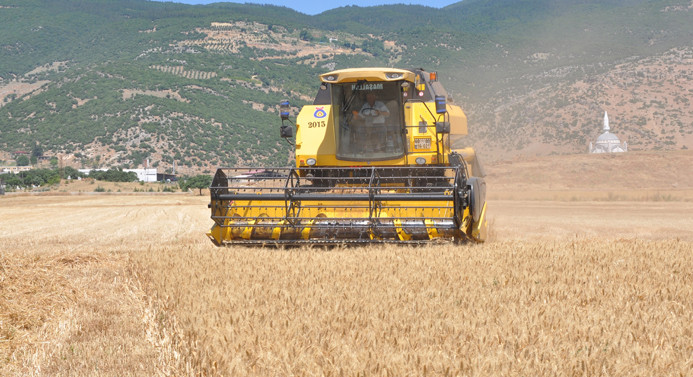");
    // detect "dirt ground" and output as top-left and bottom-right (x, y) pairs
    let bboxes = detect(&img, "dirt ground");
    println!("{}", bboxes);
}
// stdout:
(491, 199), (693, 241)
